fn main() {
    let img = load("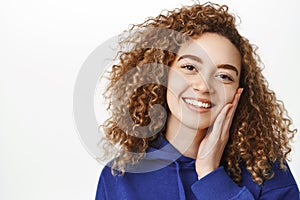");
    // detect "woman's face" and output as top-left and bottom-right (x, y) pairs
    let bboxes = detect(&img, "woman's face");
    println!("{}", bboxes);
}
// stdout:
(167, 33), (241, 130)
